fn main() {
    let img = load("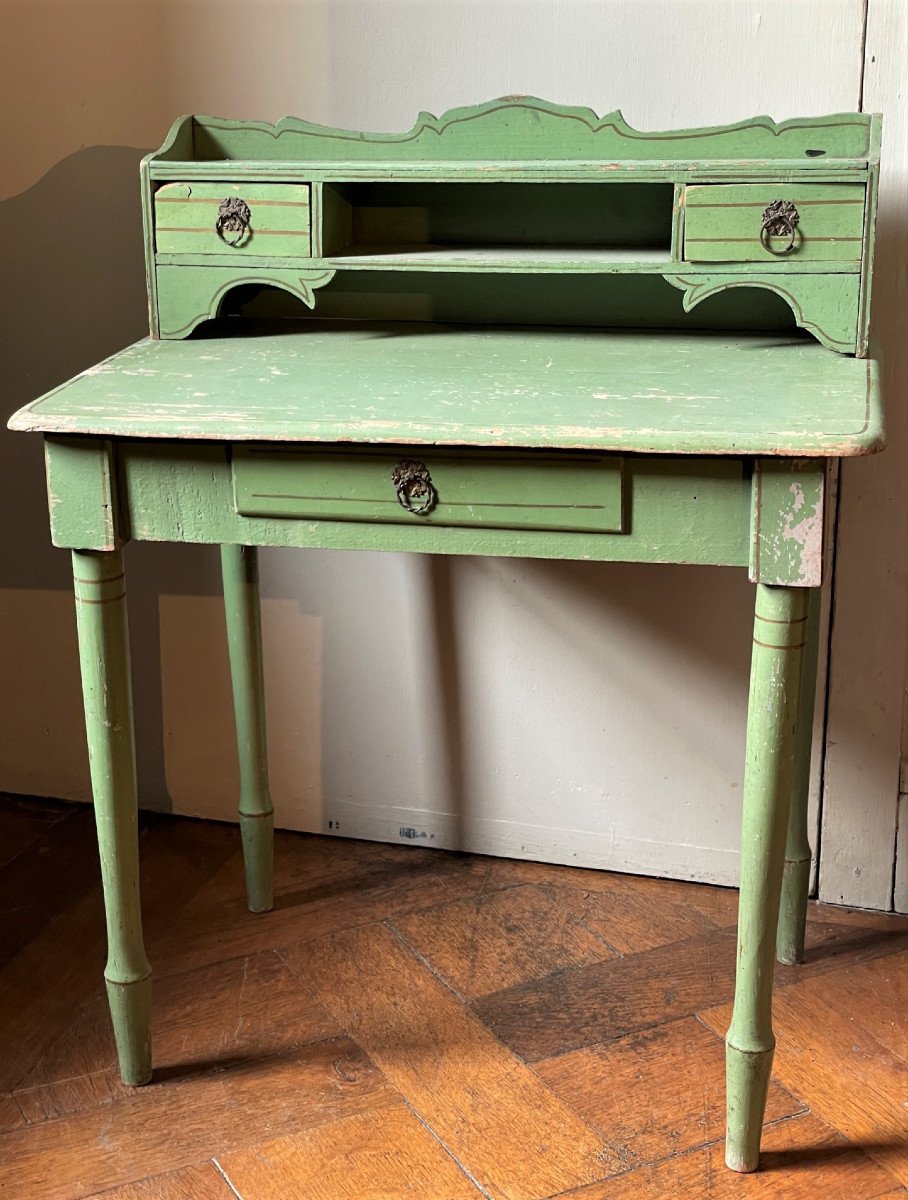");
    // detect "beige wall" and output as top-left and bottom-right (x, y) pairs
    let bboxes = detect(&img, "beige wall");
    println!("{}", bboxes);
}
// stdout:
(1, 1), (904, 903)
